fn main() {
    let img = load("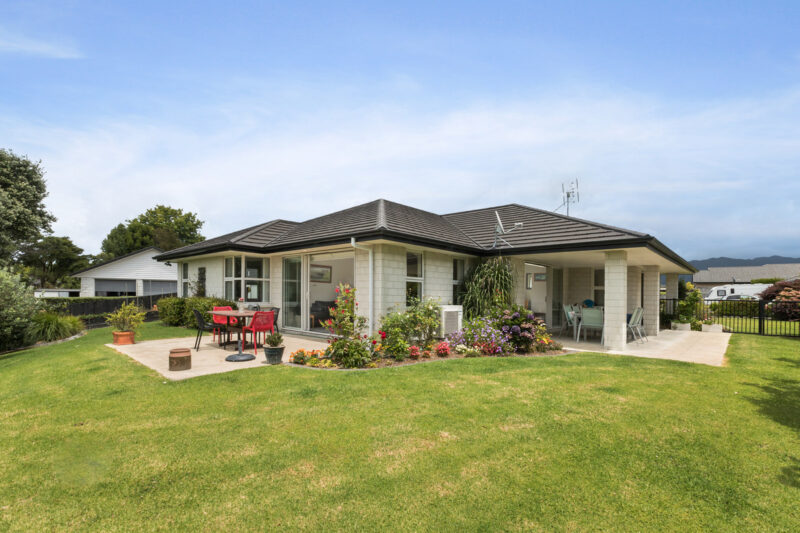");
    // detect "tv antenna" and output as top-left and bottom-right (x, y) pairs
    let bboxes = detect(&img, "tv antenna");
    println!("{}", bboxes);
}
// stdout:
(491, 211), (523, 249)
(554, 179), (580, 216)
